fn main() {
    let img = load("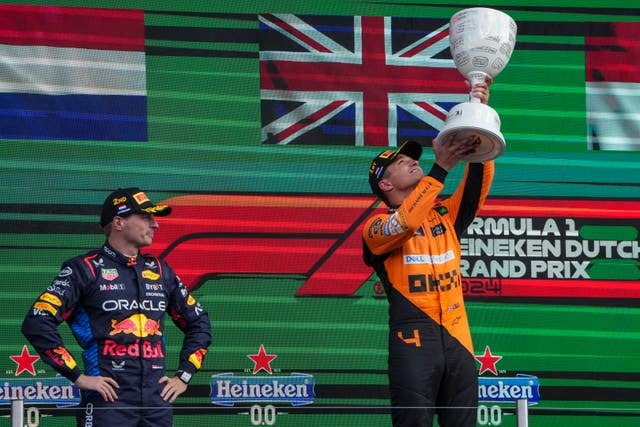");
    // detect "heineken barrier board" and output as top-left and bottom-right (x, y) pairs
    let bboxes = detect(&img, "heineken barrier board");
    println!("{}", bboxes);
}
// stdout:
(0, 1), (639, 426)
